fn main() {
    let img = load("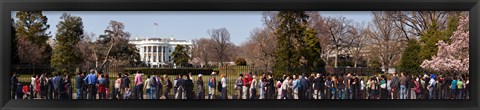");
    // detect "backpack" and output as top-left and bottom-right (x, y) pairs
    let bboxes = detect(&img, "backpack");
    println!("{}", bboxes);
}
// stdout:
(217, 81), (222, 92)
(297, 80), (301, 89)
(150, 77), (157, 87)
(208, 78), (216, 88)
(167, 79), (173, 88)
